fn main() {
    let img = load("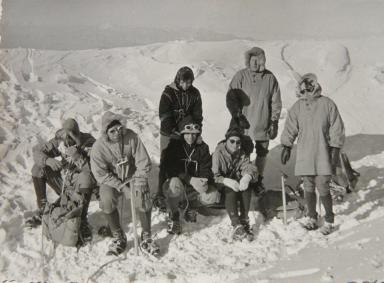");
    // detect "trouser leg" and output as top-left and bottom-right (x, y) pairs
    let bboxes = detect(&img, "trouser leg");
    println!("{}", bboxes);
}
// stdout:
(224, 187), (240, 226)
(255, 156), (267, 178)
(44, 167), (63, 195)
(105, 209), (121, 233)
(32, 177), (48, 210)
(138, 209), (152, 234)
(31, 163), (63, 209)
(158, 134), (171, 194)
(302, 176), (317, 219)
(255, 141), (269, 177)
(316, 175), (334, 223)
(163, 178), (184, 220)
(73, 169), (96, 221)
(239, 189), (252, 221)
